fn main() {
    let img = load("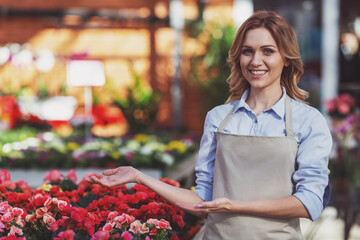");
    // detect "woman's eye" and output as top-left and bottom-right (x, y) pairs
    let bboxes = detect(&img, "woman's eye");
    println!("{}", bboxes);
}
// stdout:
(264, 49), (274, 54)
(241, 49), (252, 54)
